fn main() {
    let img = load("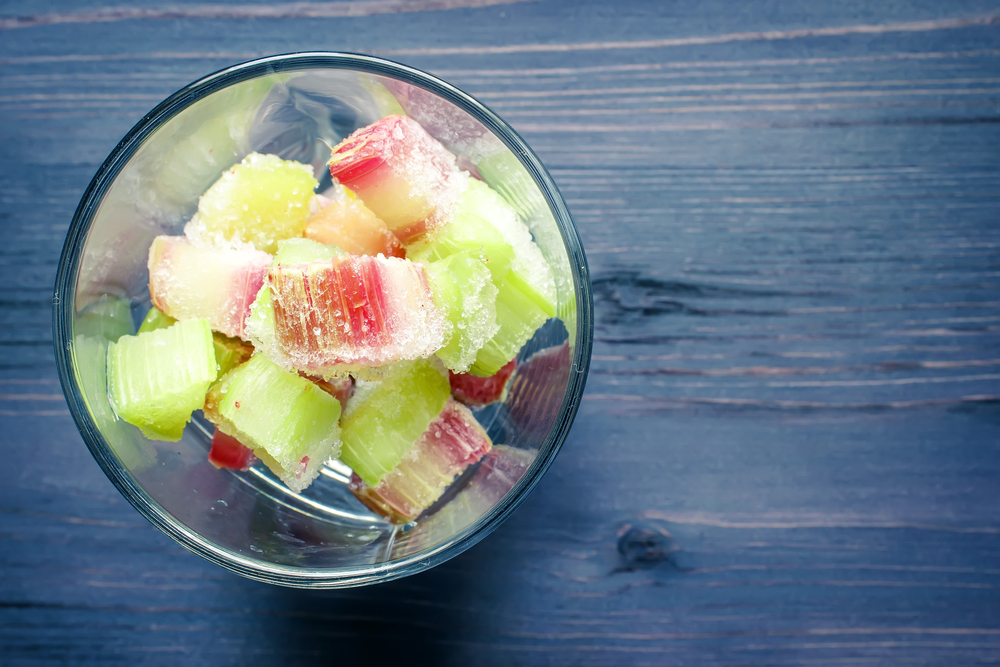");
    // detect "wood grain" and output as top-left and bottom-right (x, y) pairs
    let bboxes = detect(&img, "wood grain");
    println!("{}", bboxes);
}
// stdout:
(1, 0), (999, 664)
